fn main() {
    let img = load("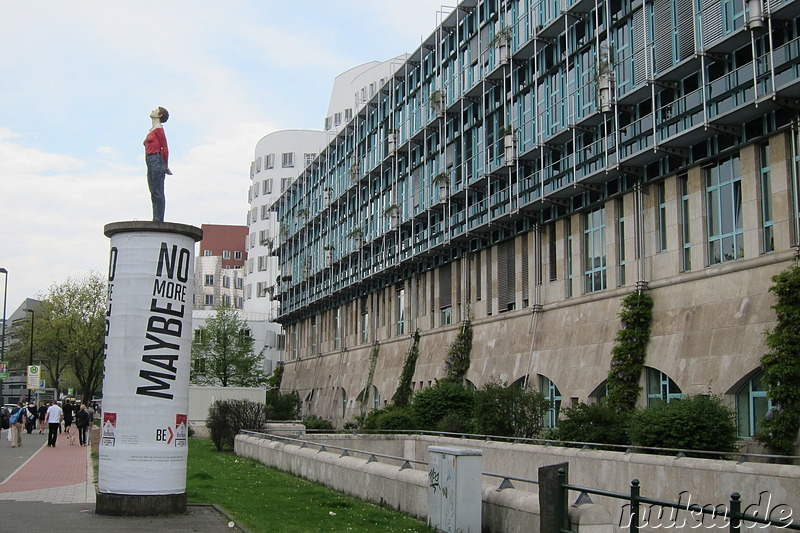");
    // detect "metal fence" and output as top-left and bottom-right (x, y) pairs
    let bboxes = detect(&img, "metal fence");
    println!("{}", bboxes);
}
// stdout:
(556, 468), (800, 532)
